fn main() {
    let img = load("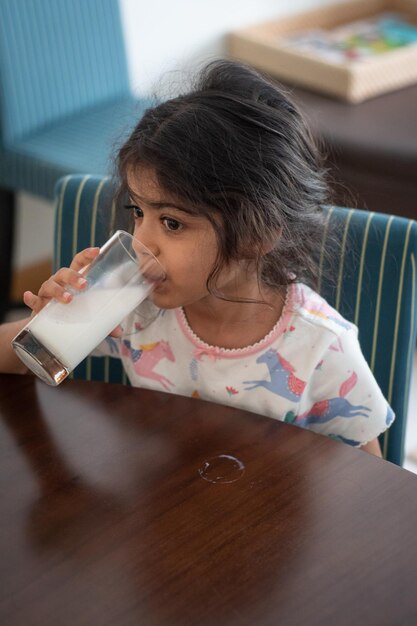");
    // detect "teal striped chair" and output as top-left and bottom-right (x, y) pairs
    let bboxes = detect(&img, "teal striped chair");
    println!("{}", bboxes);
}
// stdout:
(0, 0), (152, 320)
(54, 175), (417, 466)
